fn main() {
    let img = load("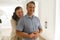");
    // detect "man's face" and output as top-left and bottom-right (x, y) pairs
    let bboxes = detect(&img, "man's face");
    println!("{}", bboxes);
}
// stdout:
(27, 3), (35, 15)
